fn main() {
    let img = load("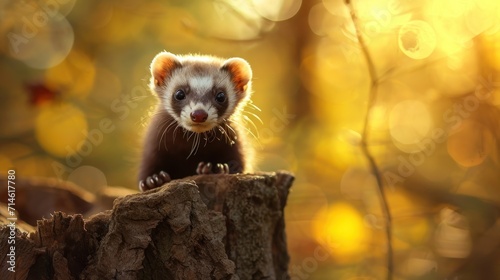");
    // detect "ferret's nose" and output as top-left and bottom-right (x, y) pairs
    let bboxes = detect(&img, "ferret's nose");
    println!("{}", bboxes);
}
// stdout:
(190, 110), (208, 123)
